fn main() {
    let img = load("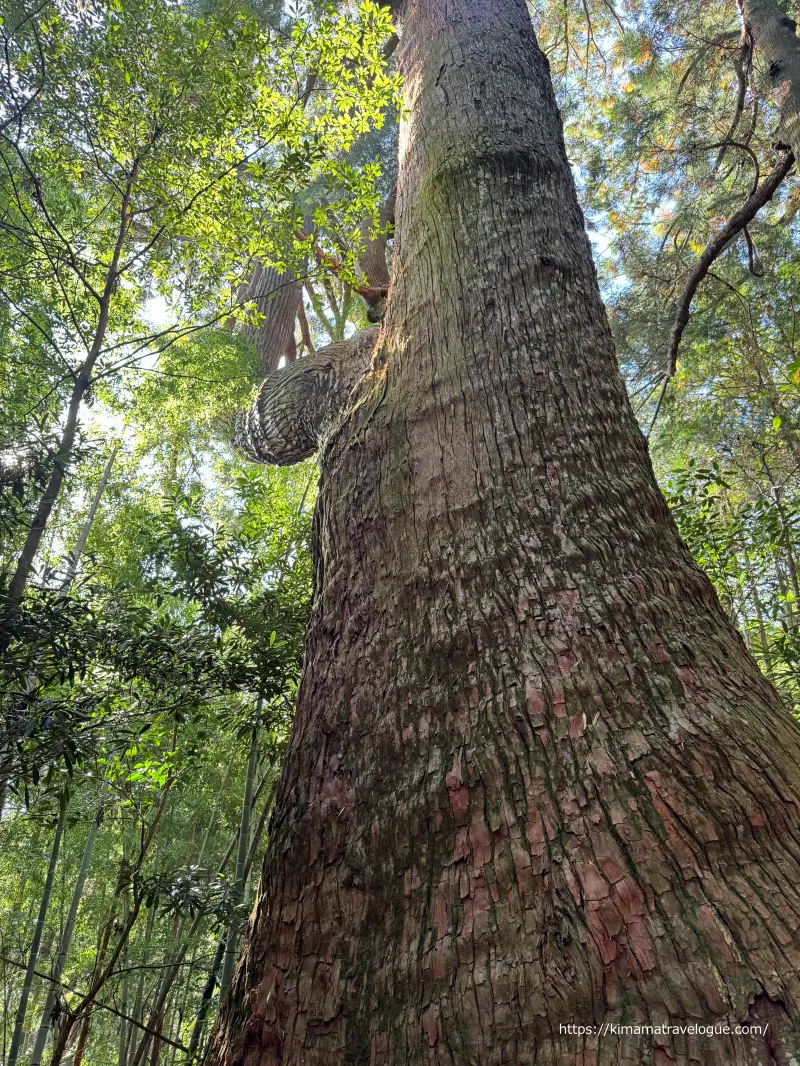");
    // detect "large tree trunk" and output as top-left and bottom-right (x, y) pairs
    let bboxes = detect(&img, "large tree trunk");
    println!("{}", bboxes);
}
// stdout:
(741, 0), (800, 161)
(239, 265), (300, 376)
(211, 1), (800, 1063)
